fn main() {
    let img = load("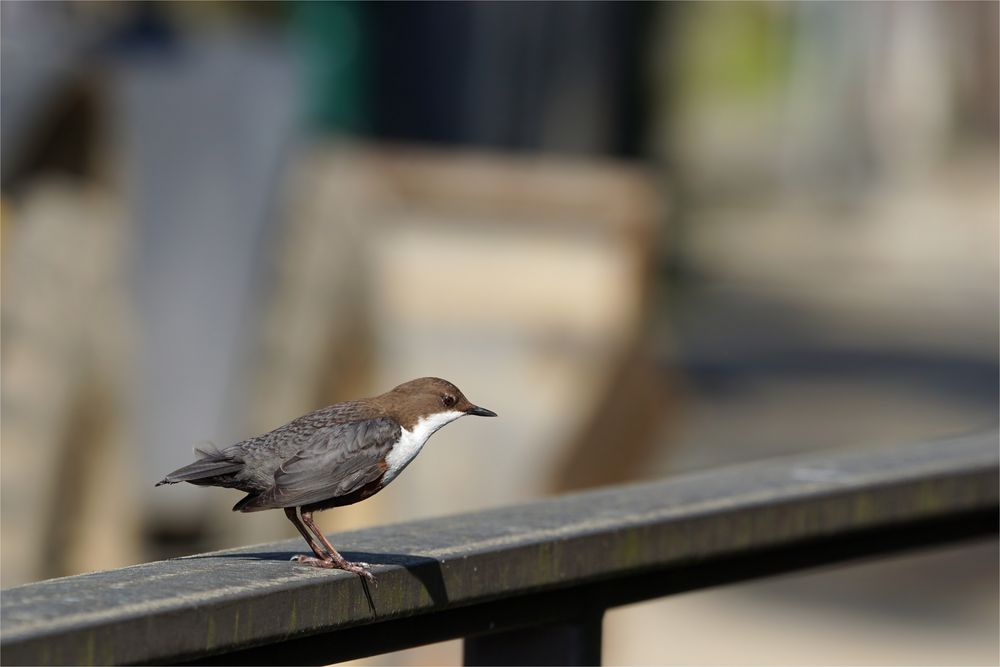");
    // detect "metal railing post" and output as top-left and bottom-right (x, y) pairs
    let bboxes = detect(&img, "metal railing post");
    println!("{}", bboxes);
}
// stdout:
(464, 610), (604, 666)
